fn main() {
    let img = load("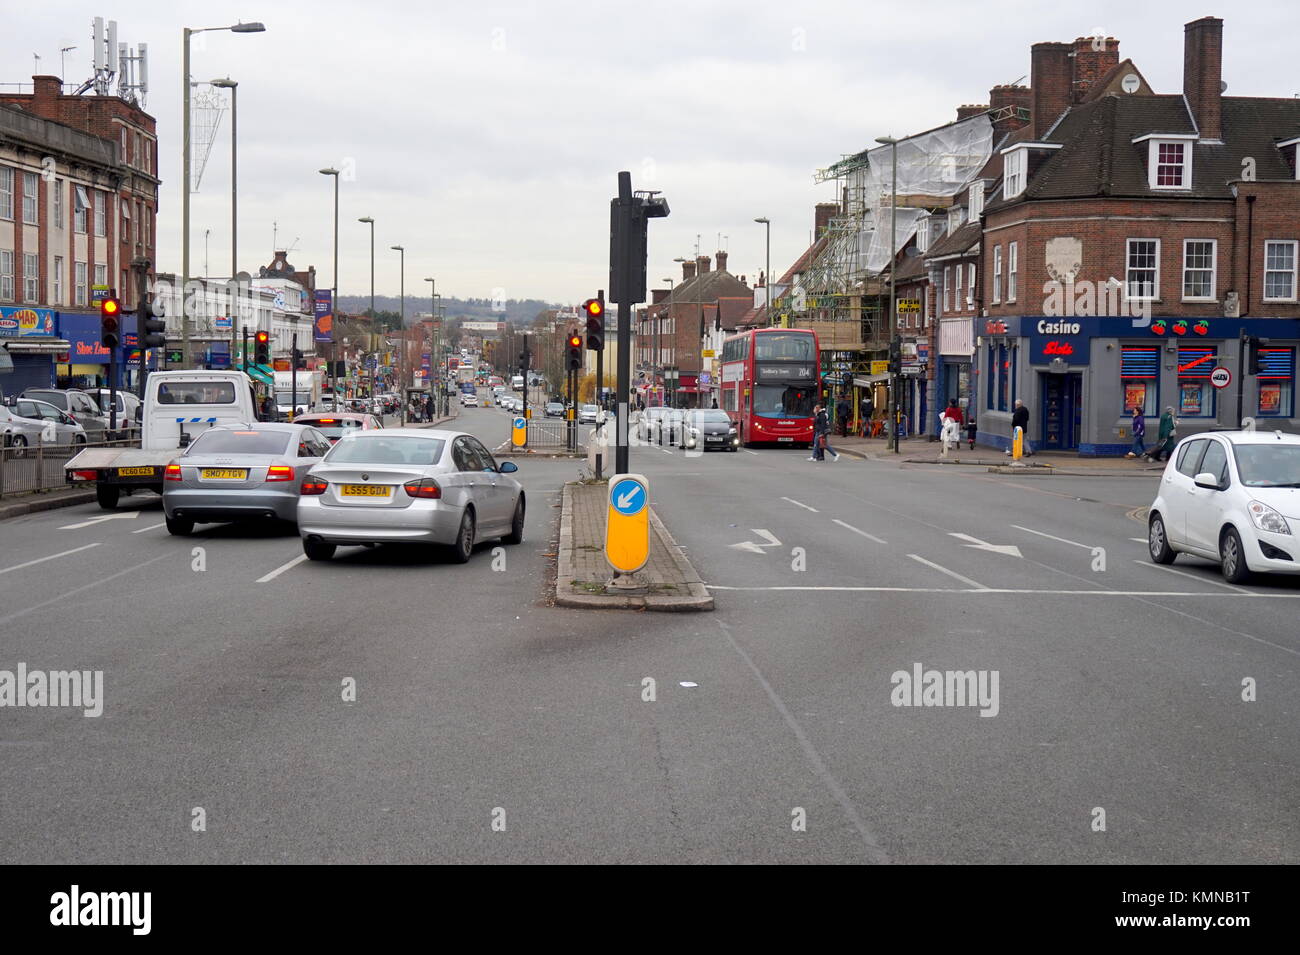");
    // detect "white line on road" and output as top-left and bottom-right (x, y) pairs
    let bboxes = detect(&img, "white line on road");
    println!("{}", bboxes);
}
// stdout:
(781, 496), (819, 513)
(832, 519), (887, 544)
(0, 554), (171, 626)
(0, 542), (101, 576)
(1129, 538), (1147, 543)
(59, 512), (140, 530)
(131, 522), (167, 534)
(907, 554), (987, 590)
(705, 584), (1300, 597)
(257, 554), (308, 583)
(1011, 524), (1094, 550)
(1131, 559), (1253, 594)
(743, 449), (759, 455)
